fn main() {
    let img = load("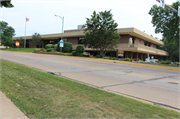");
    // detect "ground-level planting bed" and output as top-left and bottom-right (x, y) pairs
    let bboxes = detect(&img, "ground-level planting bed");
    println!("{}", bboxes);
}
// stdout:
(0, 59), (179, 118)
